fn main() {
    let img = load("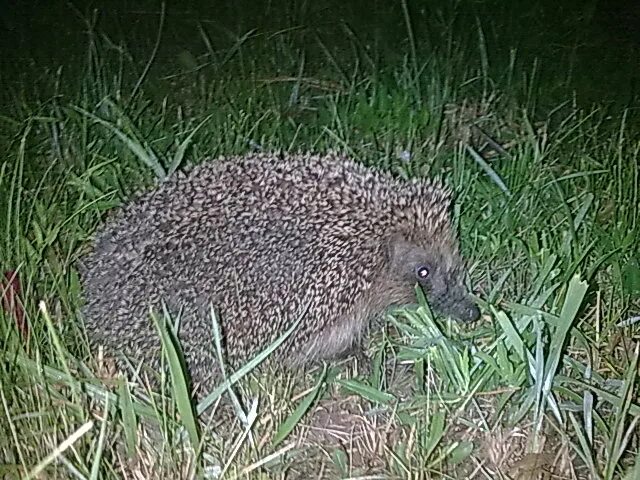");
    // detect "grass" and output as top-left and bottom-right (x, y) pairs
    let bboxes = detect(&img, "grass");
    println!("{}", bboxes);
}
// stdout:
(1, 0), (639, 478)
